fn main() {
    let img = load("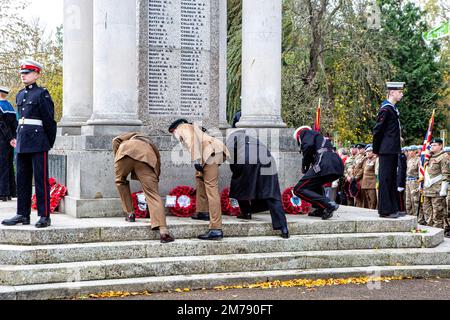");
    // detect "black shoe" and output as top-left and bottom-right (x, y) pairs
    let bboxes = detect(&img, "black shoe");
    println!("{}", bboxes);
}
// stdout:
(0, 196), (8, 202)
(8, 196), (12, 200)
(379, 212), (400, 219)
(308, 208), (324, 217)
(281, 227), (290, 239)
(397, 211), (407, 217)
(198, 229), (223, 241)
(237, 212), (252, 220)
(125, 213), (136, 222)
(160, 233), (175, 243)
(322, 202), (339, 220)
(192, 212), (210, 221)
(35, 217), (51, 228)
(2, 215), (30, 226)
